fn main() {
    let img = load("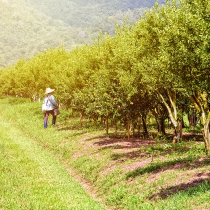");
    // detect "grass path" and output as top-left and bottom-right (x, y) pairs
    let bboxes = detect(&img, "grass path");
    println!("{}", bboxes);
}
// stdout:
(0, 118), (105, 210)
